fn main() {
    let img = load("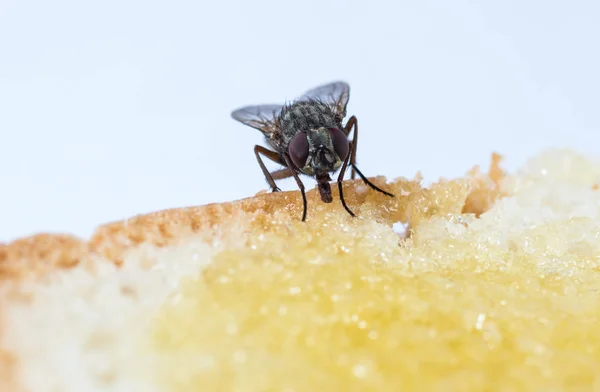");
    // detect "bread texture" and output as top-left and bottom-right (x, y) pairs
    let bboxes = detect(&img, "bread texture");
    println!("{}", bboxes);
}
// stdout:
(2, 149), (600, 391)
